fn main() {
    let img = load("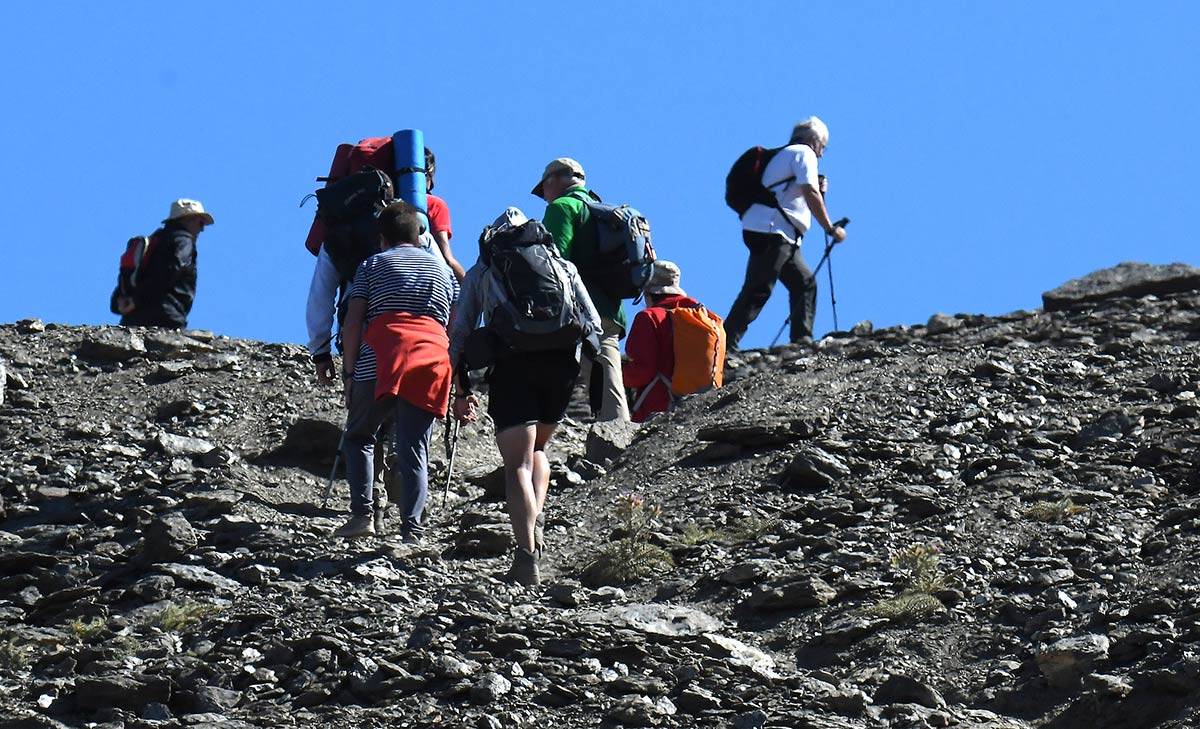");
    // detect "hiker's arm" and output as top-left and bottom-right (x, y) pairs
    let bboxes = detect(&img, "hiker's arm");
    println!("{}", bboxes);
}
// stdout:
(447, 267), (484, 370)
(135, 236), (193, 306)
(621, 312), (660, 389)
(433, 230), (465, 281)
(306, 250), (341, 384)
(800, 185), (846, 242)
(340, 297), (366, 403)
(542, 200), (575, 258)
(571, 266), (604, 358)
